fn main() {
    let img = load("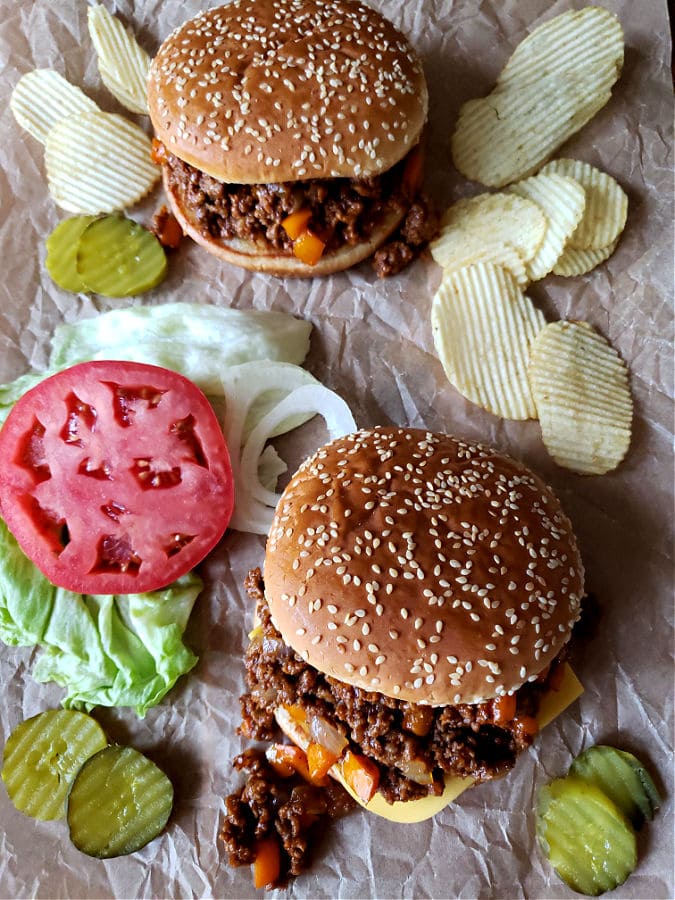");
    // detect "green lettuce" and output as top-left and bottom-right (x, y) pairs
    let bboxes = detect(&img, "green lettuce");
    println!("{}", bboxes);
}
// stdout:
(0, 519), (201, 716)
(49, 302), (312, 395)
(0, 369), (59, 427)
